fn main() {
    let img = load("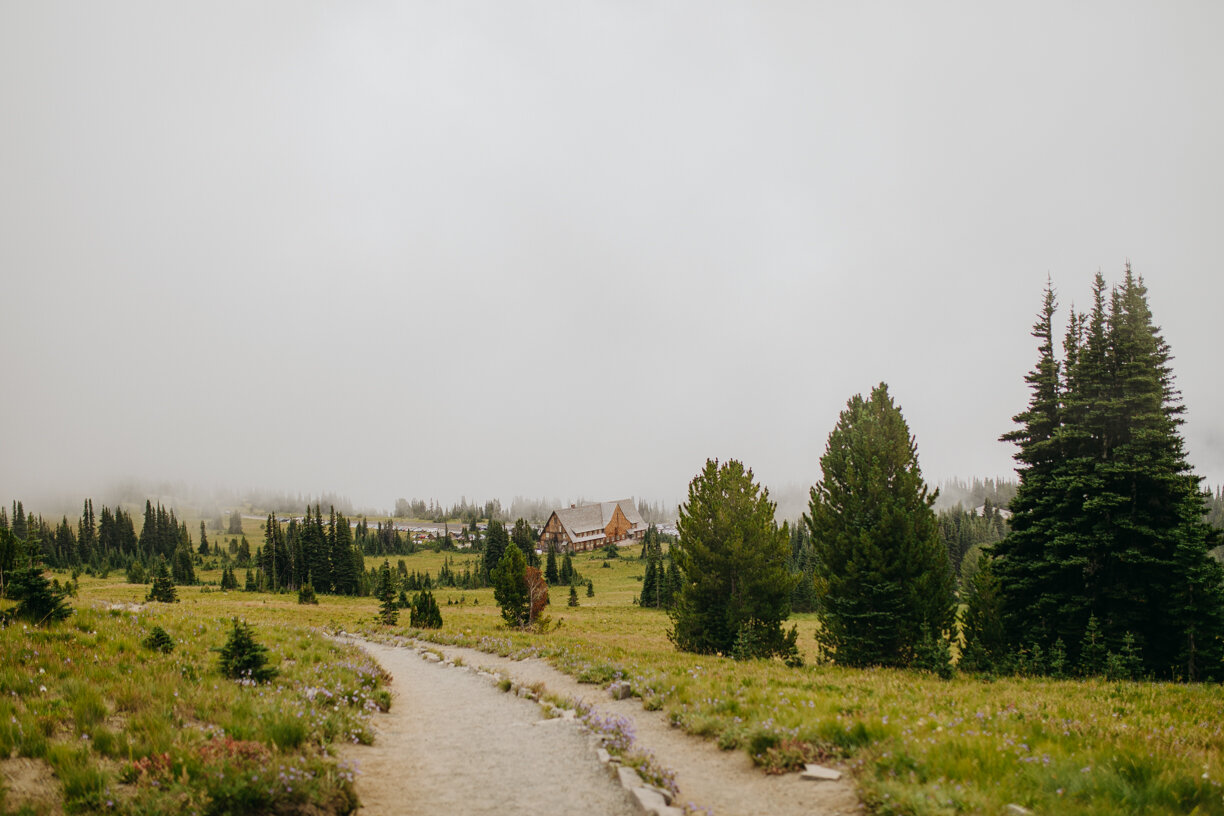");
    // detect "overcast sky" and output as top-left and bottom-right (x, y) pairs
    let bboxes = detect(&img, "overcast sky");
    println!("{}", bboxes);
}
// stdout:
(2, 2), (1222, 514)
